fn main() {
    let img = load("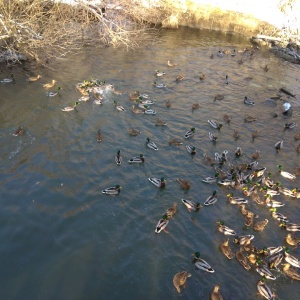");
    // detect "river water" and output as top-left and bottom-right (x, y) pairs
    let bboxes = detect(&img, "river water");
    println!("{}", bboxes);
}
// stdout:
(0, 27), (300, 300)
